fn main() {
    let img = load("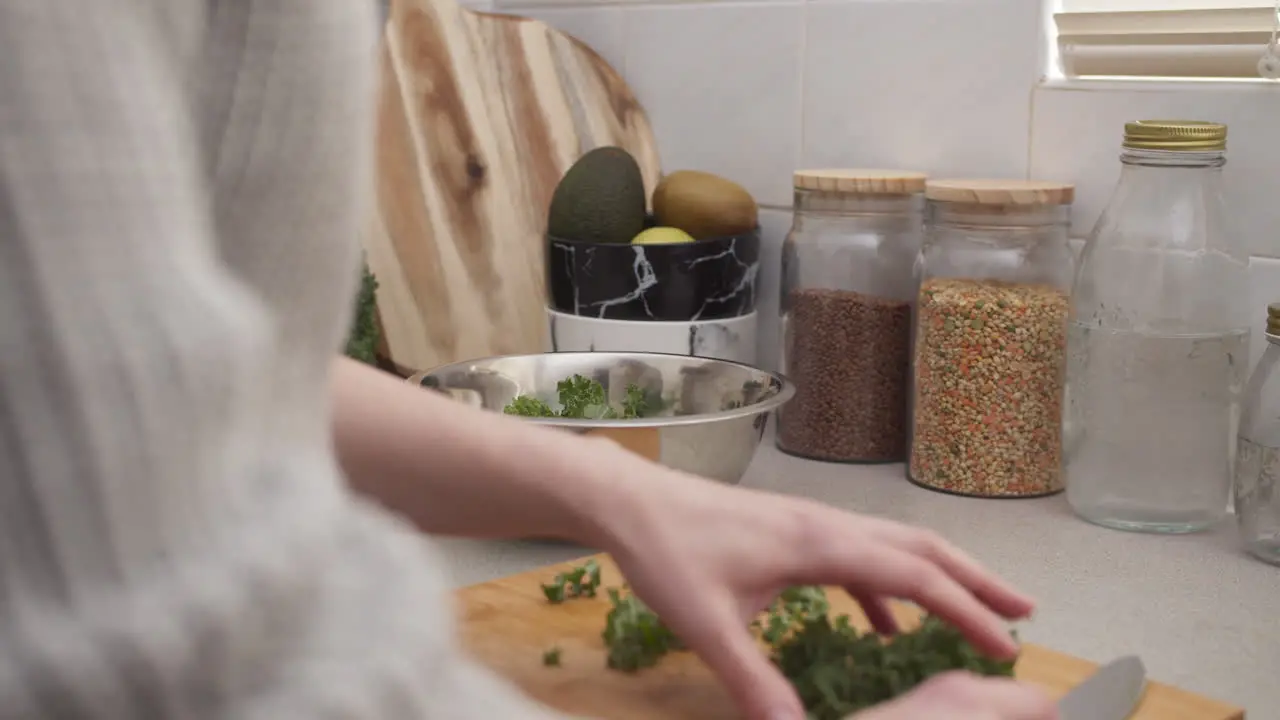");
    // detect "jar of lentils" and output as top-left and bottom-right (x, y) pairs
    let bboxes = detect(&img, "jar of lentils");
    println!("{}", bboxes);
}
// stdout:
(777, 169), (926, 463)
(909, 180), (1074, 497)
